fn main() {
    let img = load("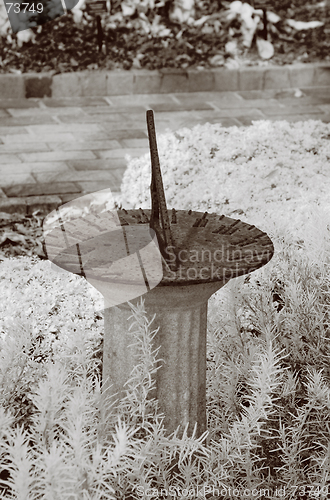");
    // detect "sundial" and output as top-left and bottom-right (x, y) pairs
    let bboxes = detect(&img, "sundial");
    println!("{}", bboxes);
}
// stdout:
(45, 110), (274, 288)
(43, 110), (274, 437)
